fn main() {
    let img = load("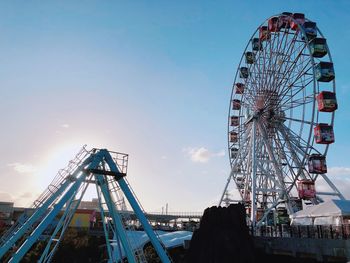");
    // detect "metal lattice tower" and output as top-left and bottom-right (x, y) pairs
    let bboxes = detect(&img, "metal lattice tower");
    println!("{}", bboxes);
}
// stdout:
(0, 146), (172, 263)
